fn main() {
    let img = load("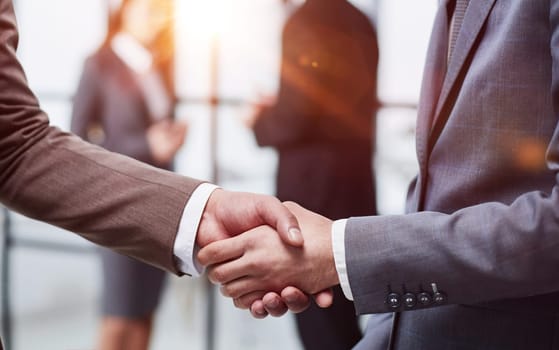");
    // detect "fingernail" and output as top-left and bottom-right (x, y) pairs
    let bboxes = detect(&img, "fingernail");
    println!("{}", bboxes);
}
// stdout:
(255, 309), (266, 316)
(288, 227), (303, 243)
(268, 298), (279, 308)
(285, 295), (297, 303)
